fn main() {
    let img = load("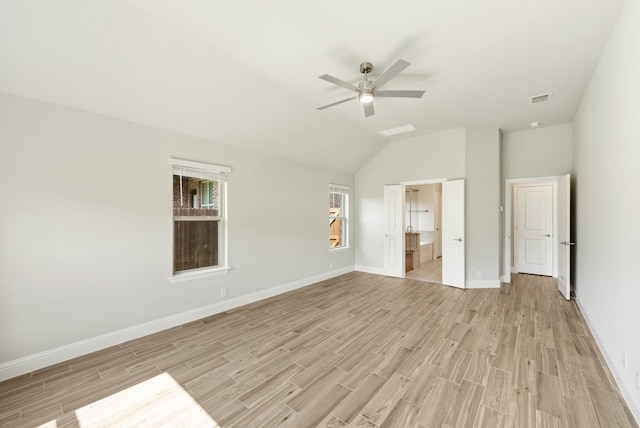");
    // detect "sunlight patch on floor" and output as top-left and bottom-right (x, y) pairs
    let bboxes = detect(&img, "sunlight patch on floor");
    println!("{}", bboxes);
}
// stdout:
(39, 373), (219, 427)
